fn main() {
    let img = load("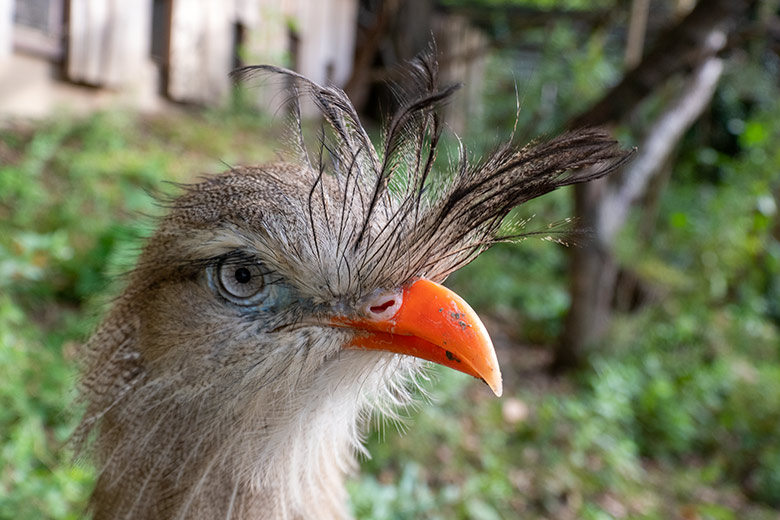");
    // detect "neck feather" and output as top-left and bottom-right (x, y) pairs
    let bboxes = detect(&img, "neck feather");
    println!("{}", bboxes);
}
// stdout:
(89, 351), (419, 520)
